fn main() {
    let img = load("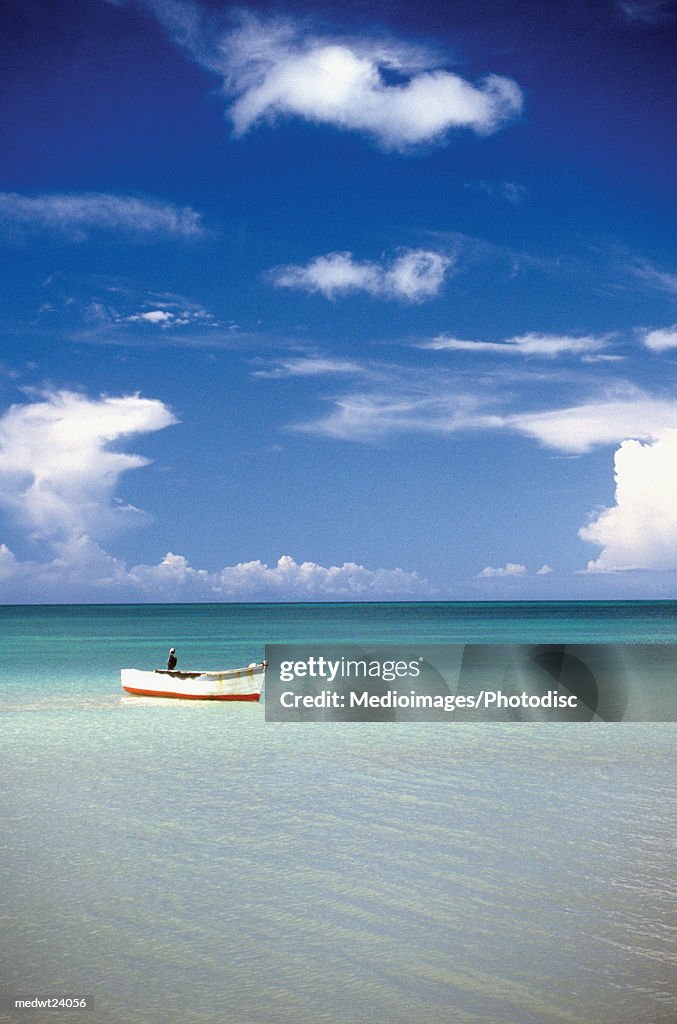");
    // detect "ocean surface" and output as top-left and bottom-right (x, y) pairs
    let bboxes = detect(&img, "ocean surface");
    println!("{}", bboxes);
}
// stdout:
(1, 602), (675, 1024)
